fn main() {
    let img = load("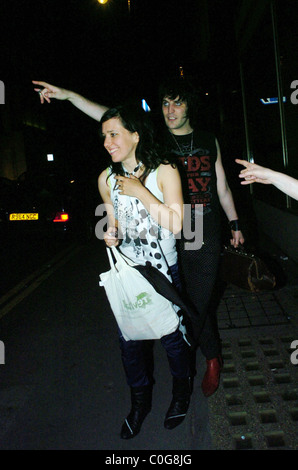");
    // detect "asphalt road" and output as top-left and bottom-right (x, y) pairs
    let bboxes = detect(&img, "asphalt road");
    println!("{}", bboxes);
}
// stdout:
(0, 237), (213, 452)
(0, 230), (75, 297)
